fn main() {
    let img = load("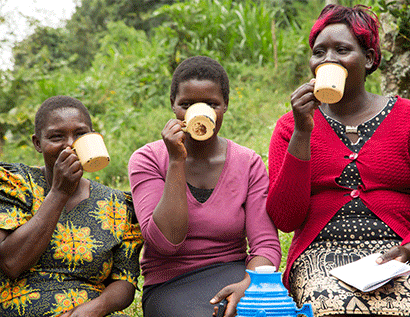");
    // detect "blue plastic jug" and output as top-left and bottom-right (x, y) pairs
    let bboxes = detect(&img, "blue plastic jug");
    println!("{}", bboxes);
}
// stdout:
(236, 266), (313, 317)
